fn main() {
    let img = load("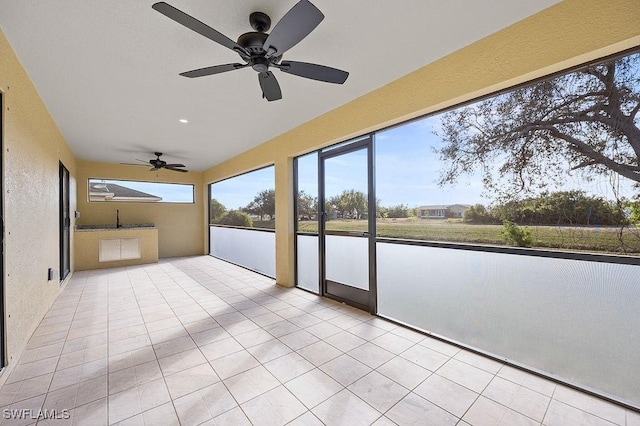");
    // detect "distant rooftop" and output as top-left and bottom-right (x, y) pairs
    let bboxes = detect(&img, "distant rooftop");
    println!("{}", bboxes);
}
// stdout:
(89, 182), (162, 202)
(418, 204), (472, 210)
